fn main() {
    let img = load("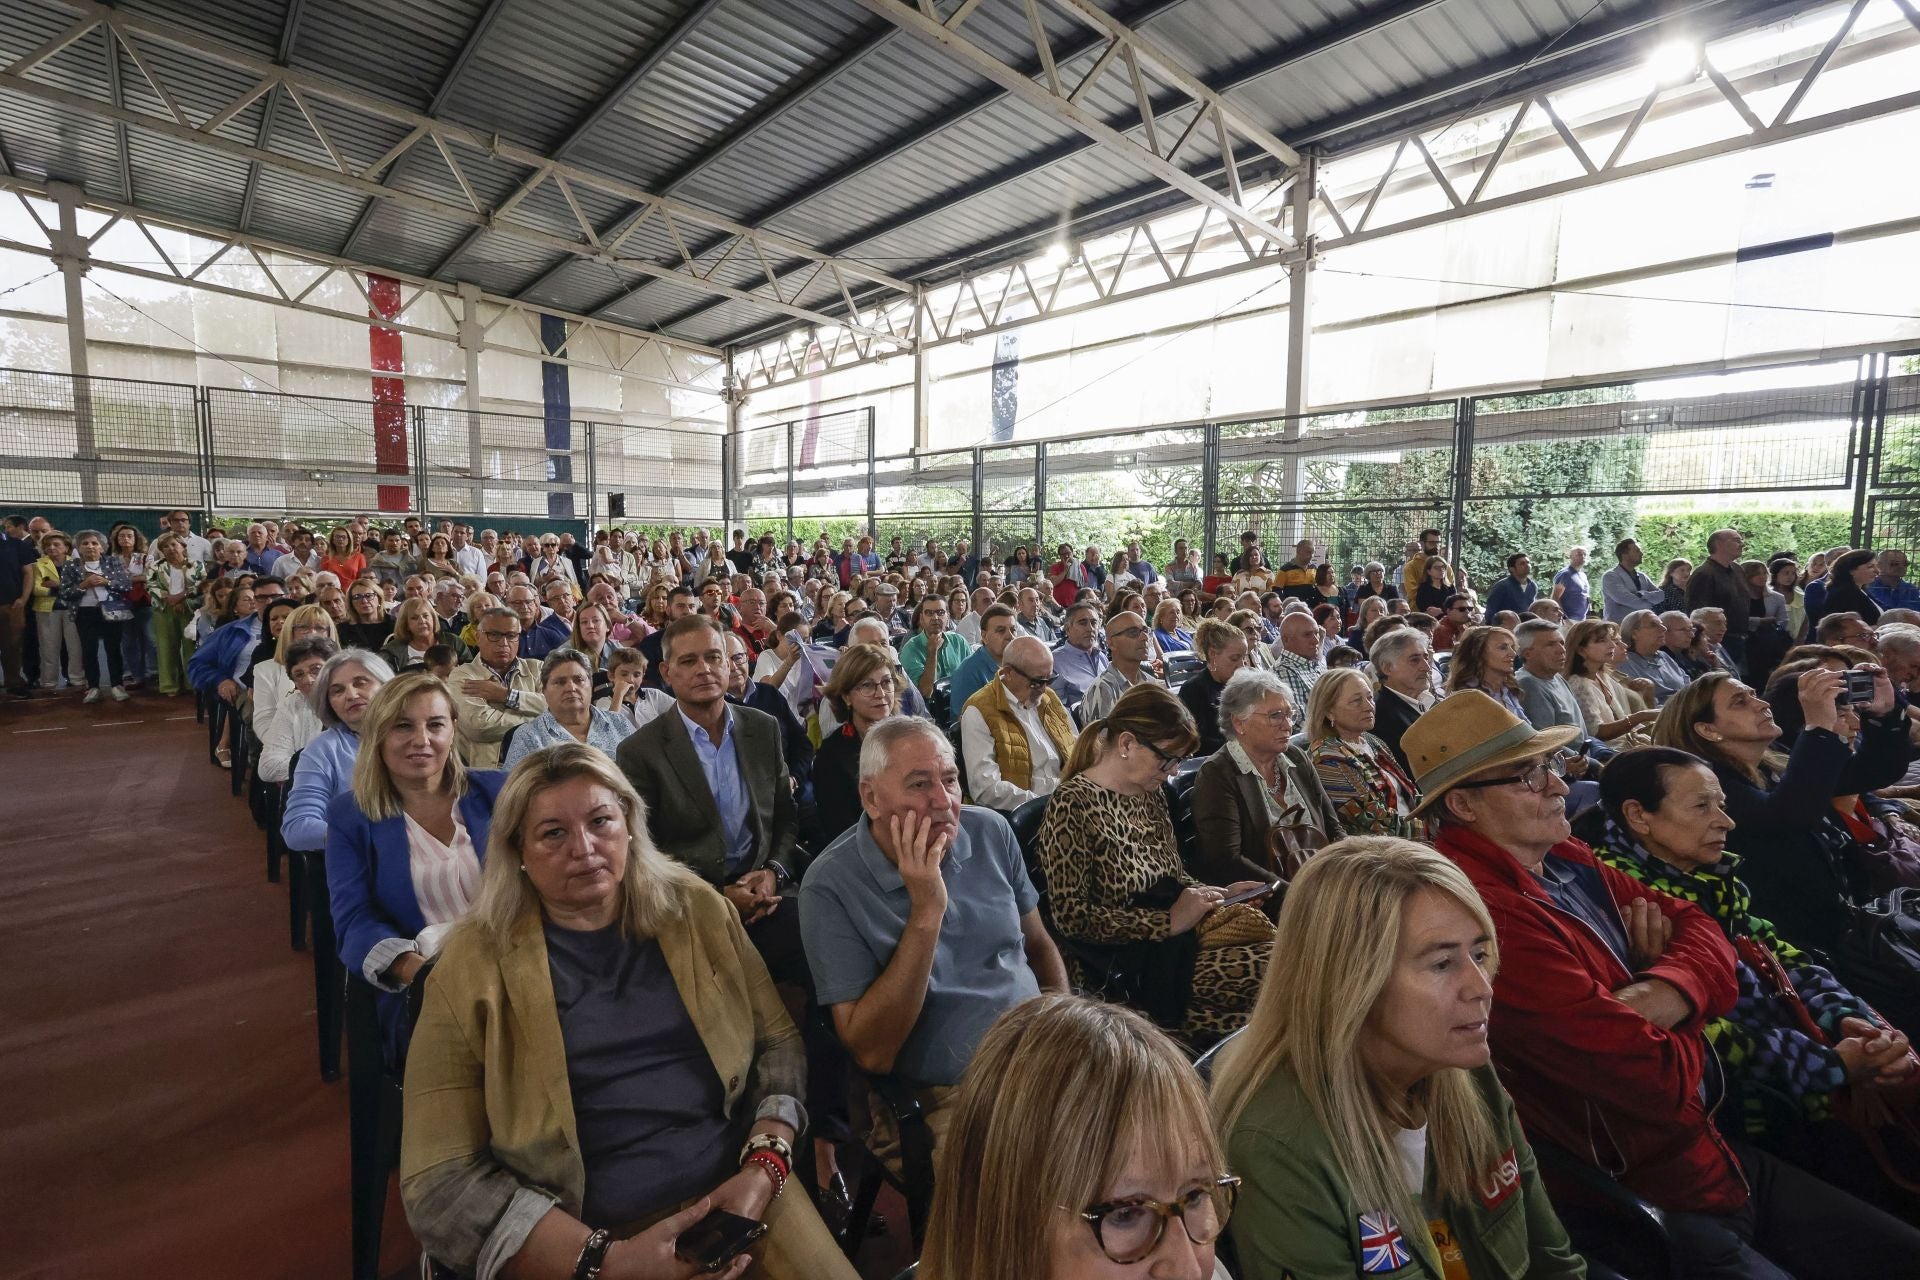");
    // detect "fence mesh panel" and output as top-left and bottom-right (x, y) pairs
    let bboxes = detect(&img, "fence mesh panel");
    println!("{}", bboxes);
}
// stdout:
(418, 406), (588, 521)
(207, 387), (412, 516)
(0, 367), (200, 508)
(593, 422), (725, 527)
